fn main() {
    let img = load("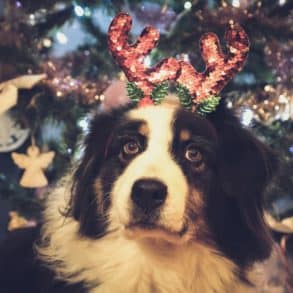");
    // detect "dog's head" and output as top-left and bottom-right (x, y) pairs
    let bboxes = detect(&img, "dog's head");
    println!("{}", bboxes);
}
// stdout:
(70, 101), (277, 267)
